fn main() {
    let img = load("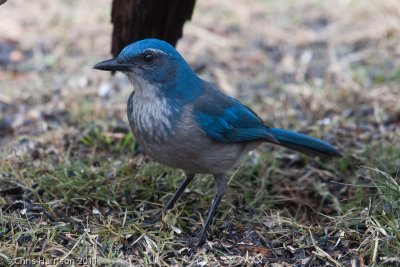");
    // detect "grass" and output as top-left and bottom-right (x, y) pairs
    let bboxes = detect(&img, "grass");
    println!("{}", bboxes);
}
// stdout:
(1, 0), (400, 265)
(1, 114), (398, 266)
